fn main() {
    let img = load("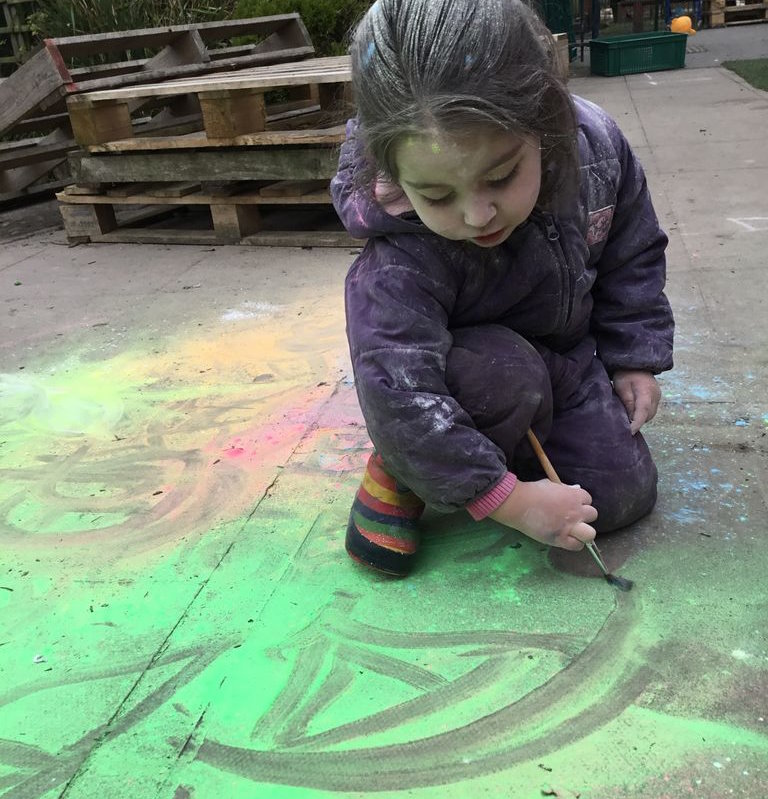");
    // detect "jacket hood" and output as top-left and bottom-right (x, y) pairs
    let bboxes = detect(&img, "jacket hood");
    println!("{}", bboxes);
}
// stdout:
(331, 119), (427, 240)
